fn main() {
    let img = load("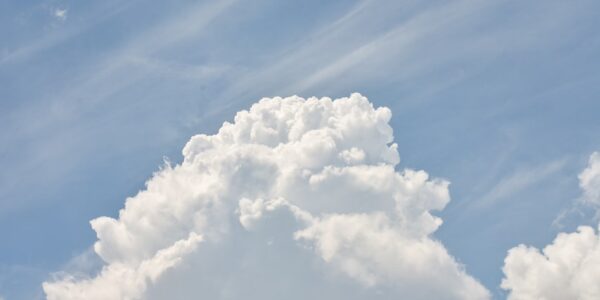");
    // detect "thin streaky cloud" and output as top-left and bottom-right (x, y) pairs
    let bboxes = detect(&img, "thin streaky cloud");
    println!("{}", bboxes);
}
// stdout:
(199, 0), (500, 118)
(0, 0), (240, 214)
(0, 0), (138, 66)
(2, 0), (238, 142)
(466, 159), (568, 212)
(286, 0), (488, 93)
